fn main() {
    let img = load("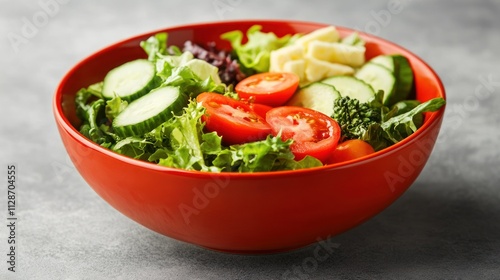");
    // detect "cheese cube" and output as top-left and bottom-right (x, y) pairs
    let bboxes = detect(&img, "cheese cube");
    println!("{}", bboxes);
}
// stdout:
(269, 44), (304, 72)
(307, 41), (366, 67)
(282, 59), (306, 81)
(295, 26), (340, 50)
(305, 55), (354, 82)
